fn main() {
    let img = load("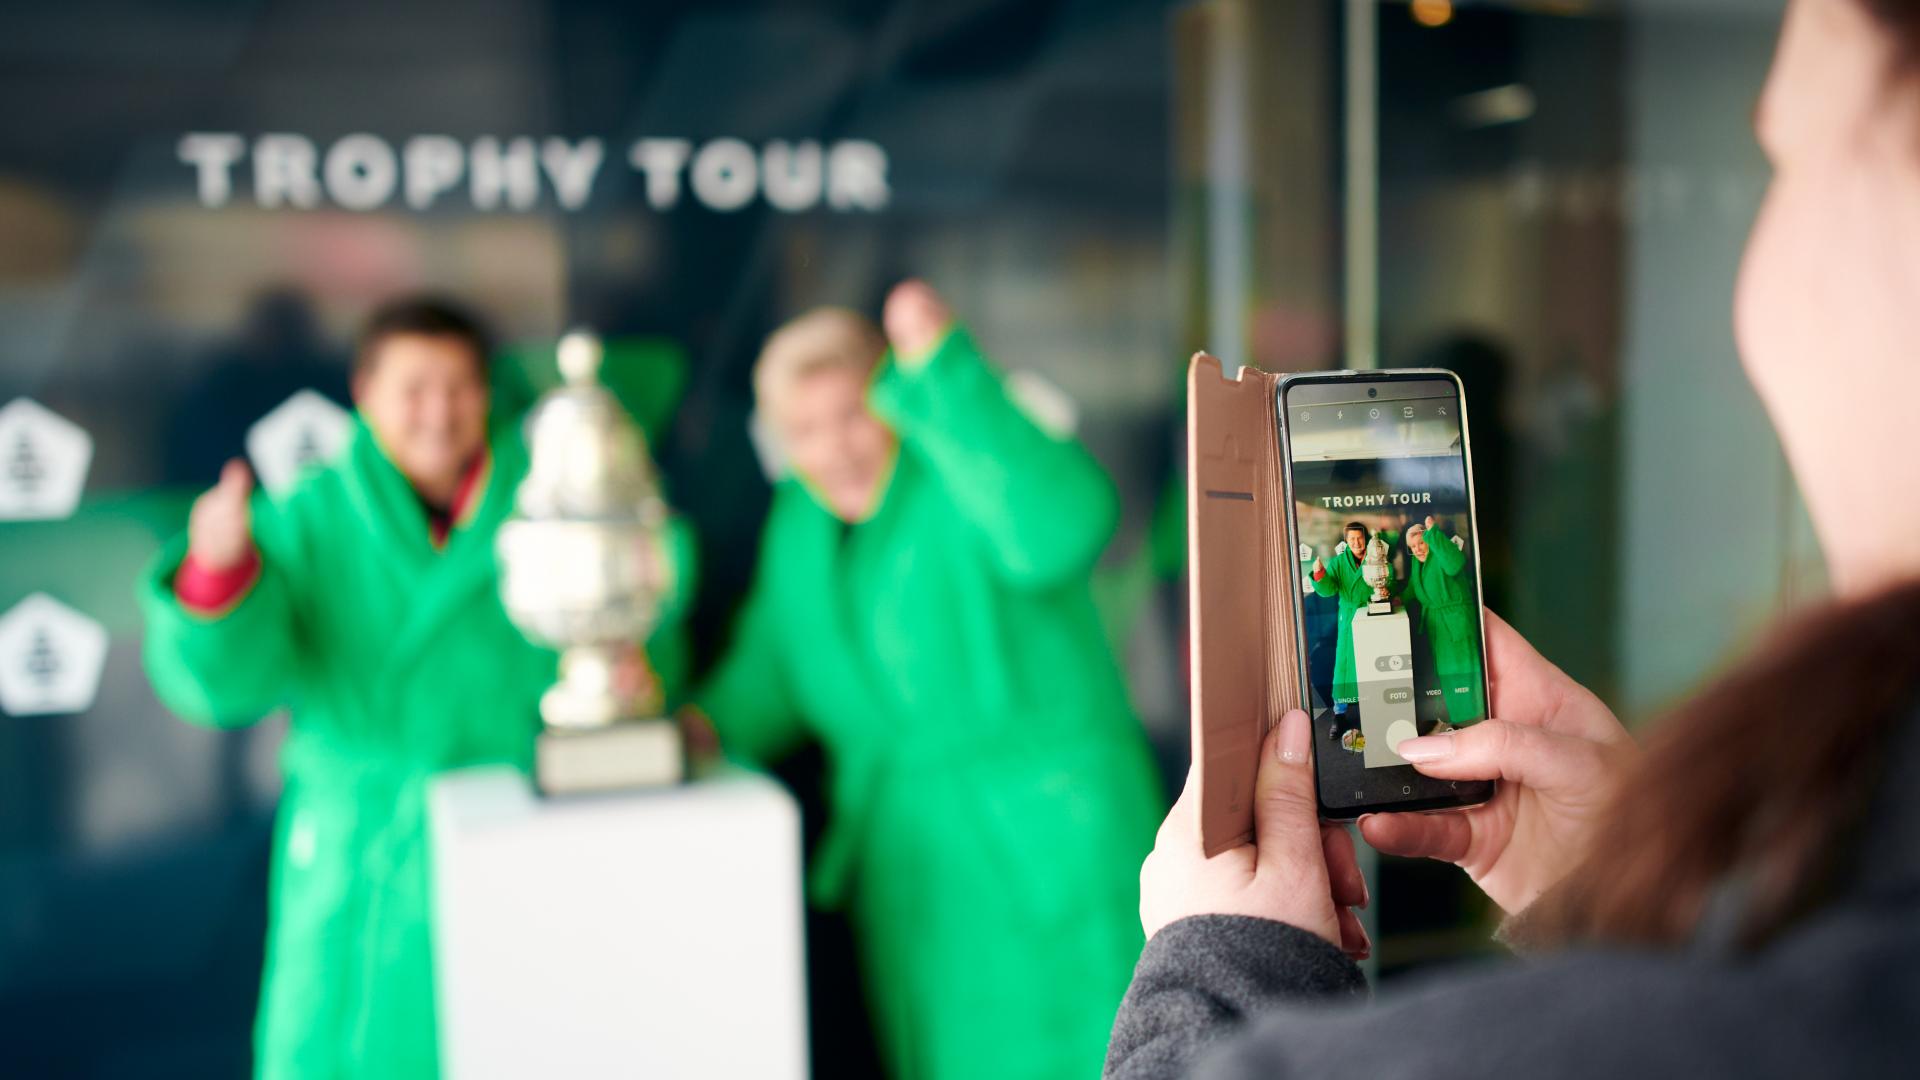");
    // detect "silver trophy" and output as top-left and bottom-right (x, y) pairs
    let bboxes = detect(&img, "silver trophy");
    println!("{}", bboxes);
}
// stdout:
(496, 330), (684, 795)
(1361, 535), (1393, 616)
